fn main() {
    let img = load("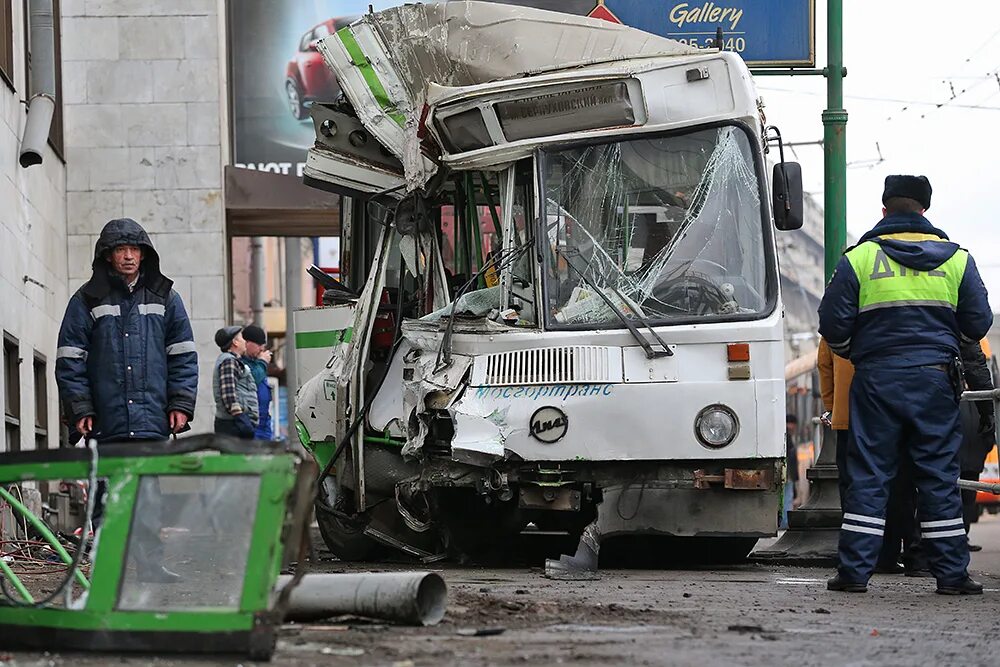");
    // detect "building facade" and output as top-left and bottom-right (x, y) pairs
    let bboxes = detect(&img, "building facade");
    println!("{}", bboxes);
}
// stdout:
(0, 0), (341, 449)
(0, 0), (68, 453)
(62, 0), (228, 435)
